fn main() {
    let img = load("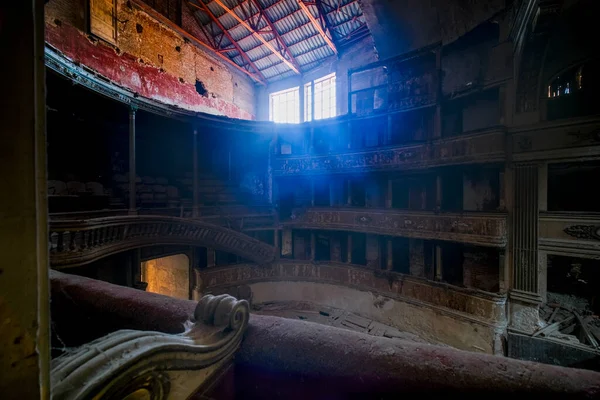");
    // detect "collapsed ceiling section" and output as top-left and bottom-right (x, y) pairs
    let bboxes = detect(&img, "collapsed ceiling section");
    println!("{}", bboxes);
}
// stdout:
(176, 0), (369, 83)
